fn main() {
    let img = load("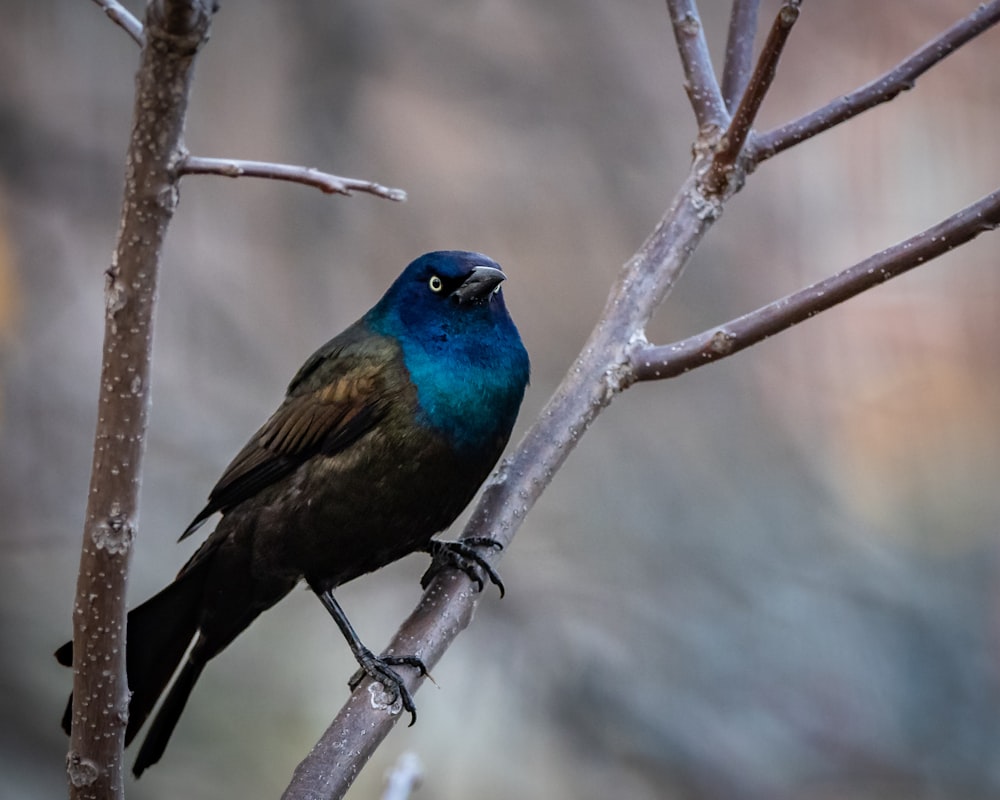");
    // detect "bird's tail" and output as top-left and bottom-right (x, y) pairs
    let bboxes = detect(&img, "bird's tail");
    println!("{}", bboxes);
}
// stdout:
(131, 653), (206, 776)
(56, 562), (207, 749)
